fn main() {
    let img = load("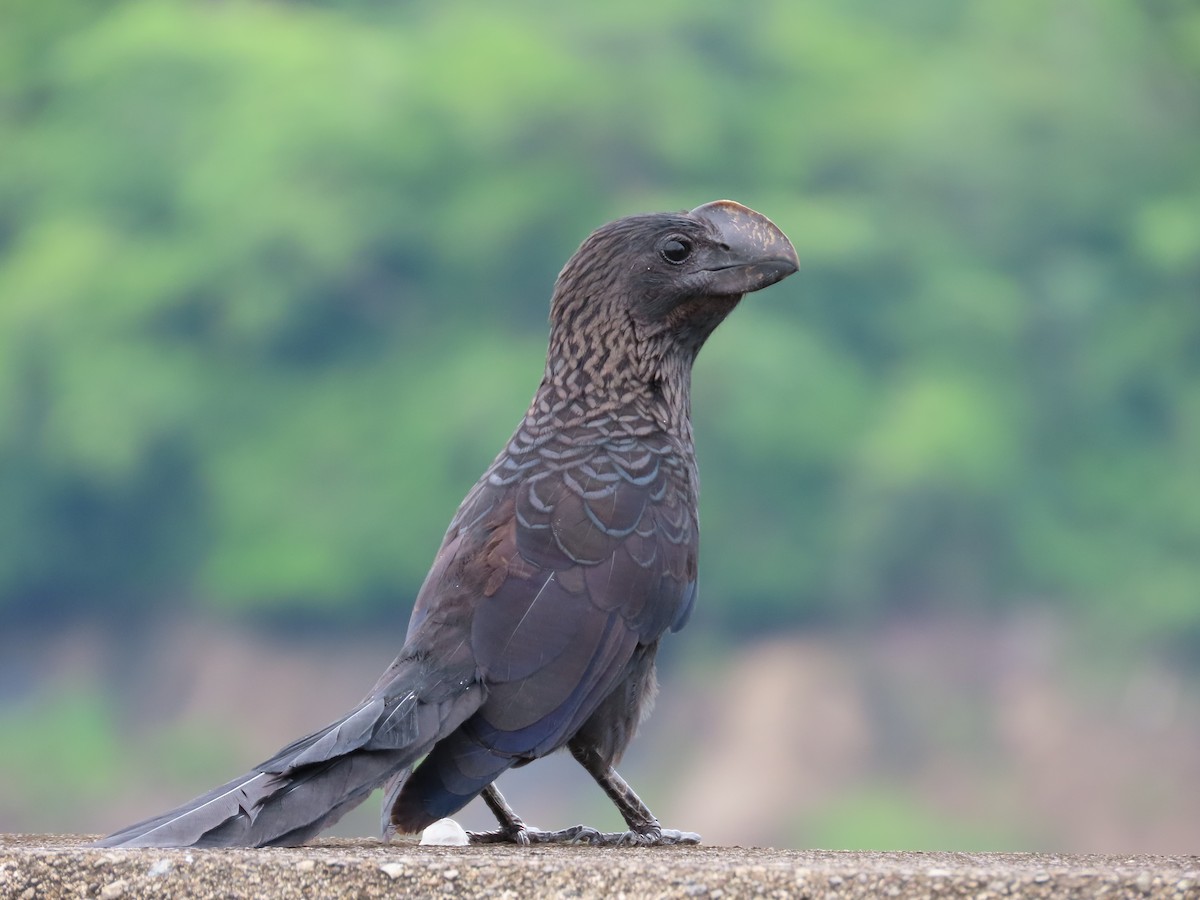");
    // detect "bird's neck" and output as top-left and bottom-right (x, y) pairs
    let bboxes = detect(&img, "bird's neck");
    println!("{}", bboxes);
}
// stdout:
(534, 320), (697, 443)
